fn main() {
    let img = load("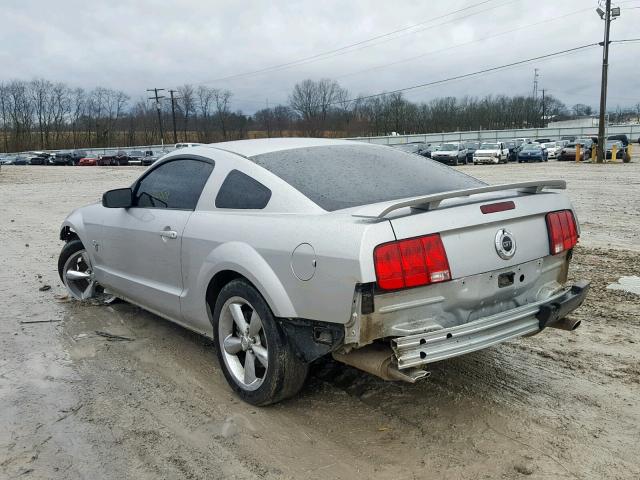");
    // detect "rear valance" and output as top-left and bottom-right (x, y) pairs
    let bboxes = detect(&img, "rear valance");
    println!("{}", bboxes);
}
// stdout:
(351, 180), (566, 219)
